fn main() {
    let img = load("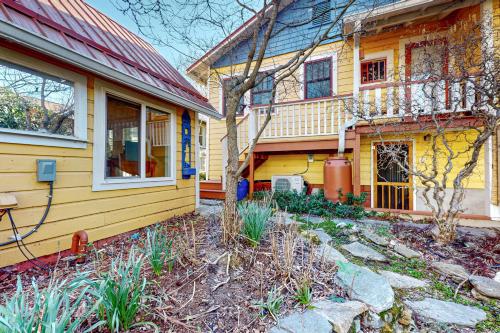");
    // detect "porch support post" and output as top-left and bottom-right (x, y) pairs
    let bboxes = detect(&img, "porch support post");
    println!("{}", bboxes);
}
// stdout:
(249, 153), (255, 199)
(195, 112), (200, 209)
(353, 132), (361, 196)
(352, 21), (361, 118)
